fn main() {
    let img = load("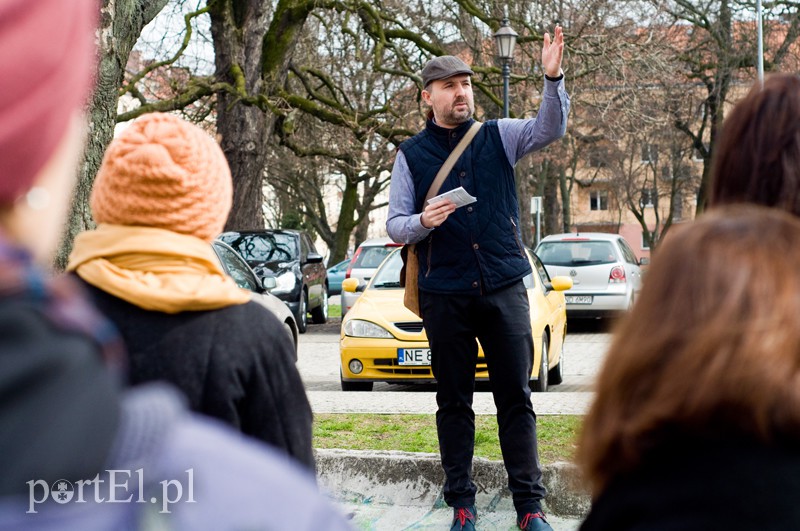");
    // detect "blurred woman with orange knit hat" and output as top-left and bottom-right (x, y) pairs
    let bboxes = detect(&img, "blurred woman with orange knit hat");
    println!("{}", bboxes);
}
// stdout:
(67, 112), (315, 470)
